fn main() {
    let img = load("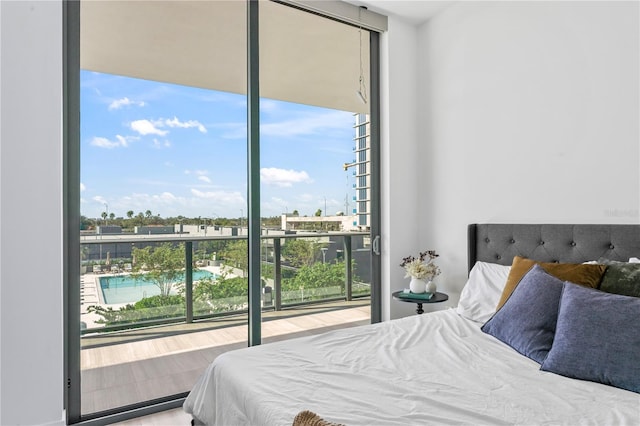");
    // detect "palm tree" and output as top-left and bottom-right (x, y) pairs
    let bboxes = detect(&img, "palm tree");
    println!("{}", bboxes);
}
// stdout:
(145, 210), (153, 219)
(127, 210), (134, 219)
(109, 212), (115, 221)
(101, 211), (107, 222)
